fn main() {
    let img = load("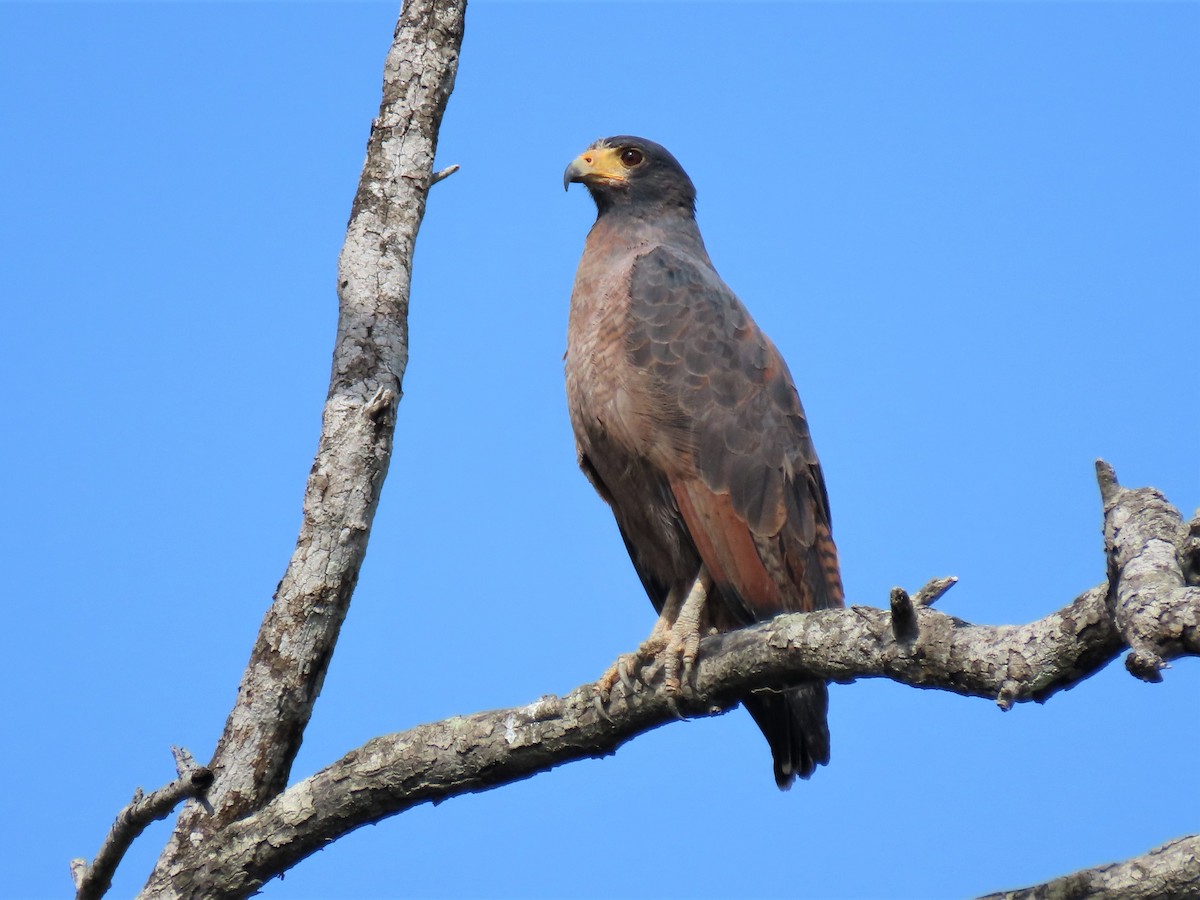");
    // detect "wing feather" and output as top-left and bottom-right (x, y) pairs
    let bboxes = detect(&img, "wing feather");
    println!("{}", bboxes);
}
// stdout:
(628, 246), (843, 617)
